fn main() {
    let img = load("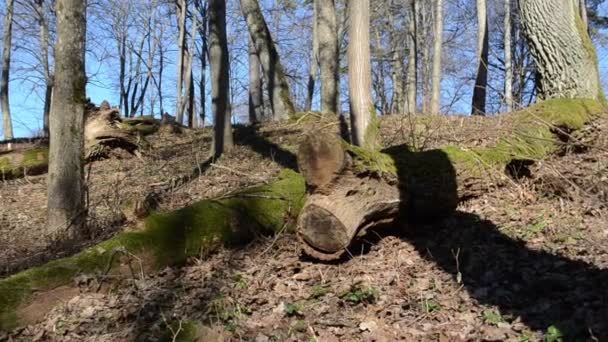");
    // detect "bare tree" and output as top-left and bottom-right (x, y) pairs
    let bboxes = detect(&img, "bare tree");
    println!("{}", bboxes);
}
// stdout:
(504, 0), (513, 112)
(209, 0), (232, 156)
(430, 0), (444, 115)
(317, 0), (339, 114)
(405, 0), (417, 114)
(47, 0), (87, 238)
(240, 0), (295, 120)
(249, 36), (264, 123)
(348, 0), (374, 148)
(305, 0), (318, 112)
(471, 0), (489, 115)
(1, 0), (14, 140)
